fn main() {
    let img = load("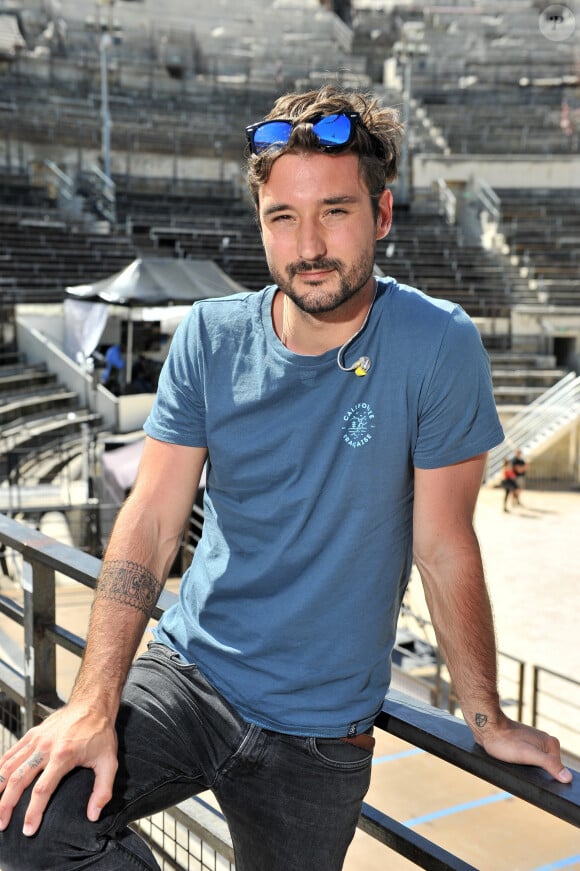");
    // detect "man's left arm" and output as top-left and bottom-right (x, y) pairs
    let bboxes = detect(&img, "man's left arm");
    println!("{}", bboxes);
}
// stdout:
(413, 453), (572, 783)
